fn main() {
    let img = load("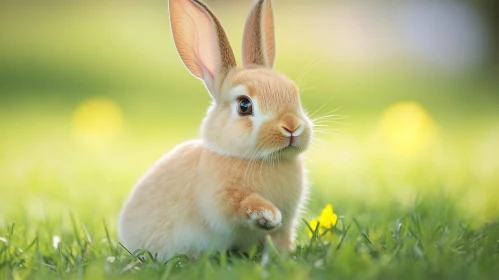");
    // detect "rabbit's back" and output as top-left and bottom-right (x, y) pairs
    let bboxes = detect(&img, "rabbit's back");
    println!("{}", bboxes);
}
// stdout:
(118, 140), (217, 259)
